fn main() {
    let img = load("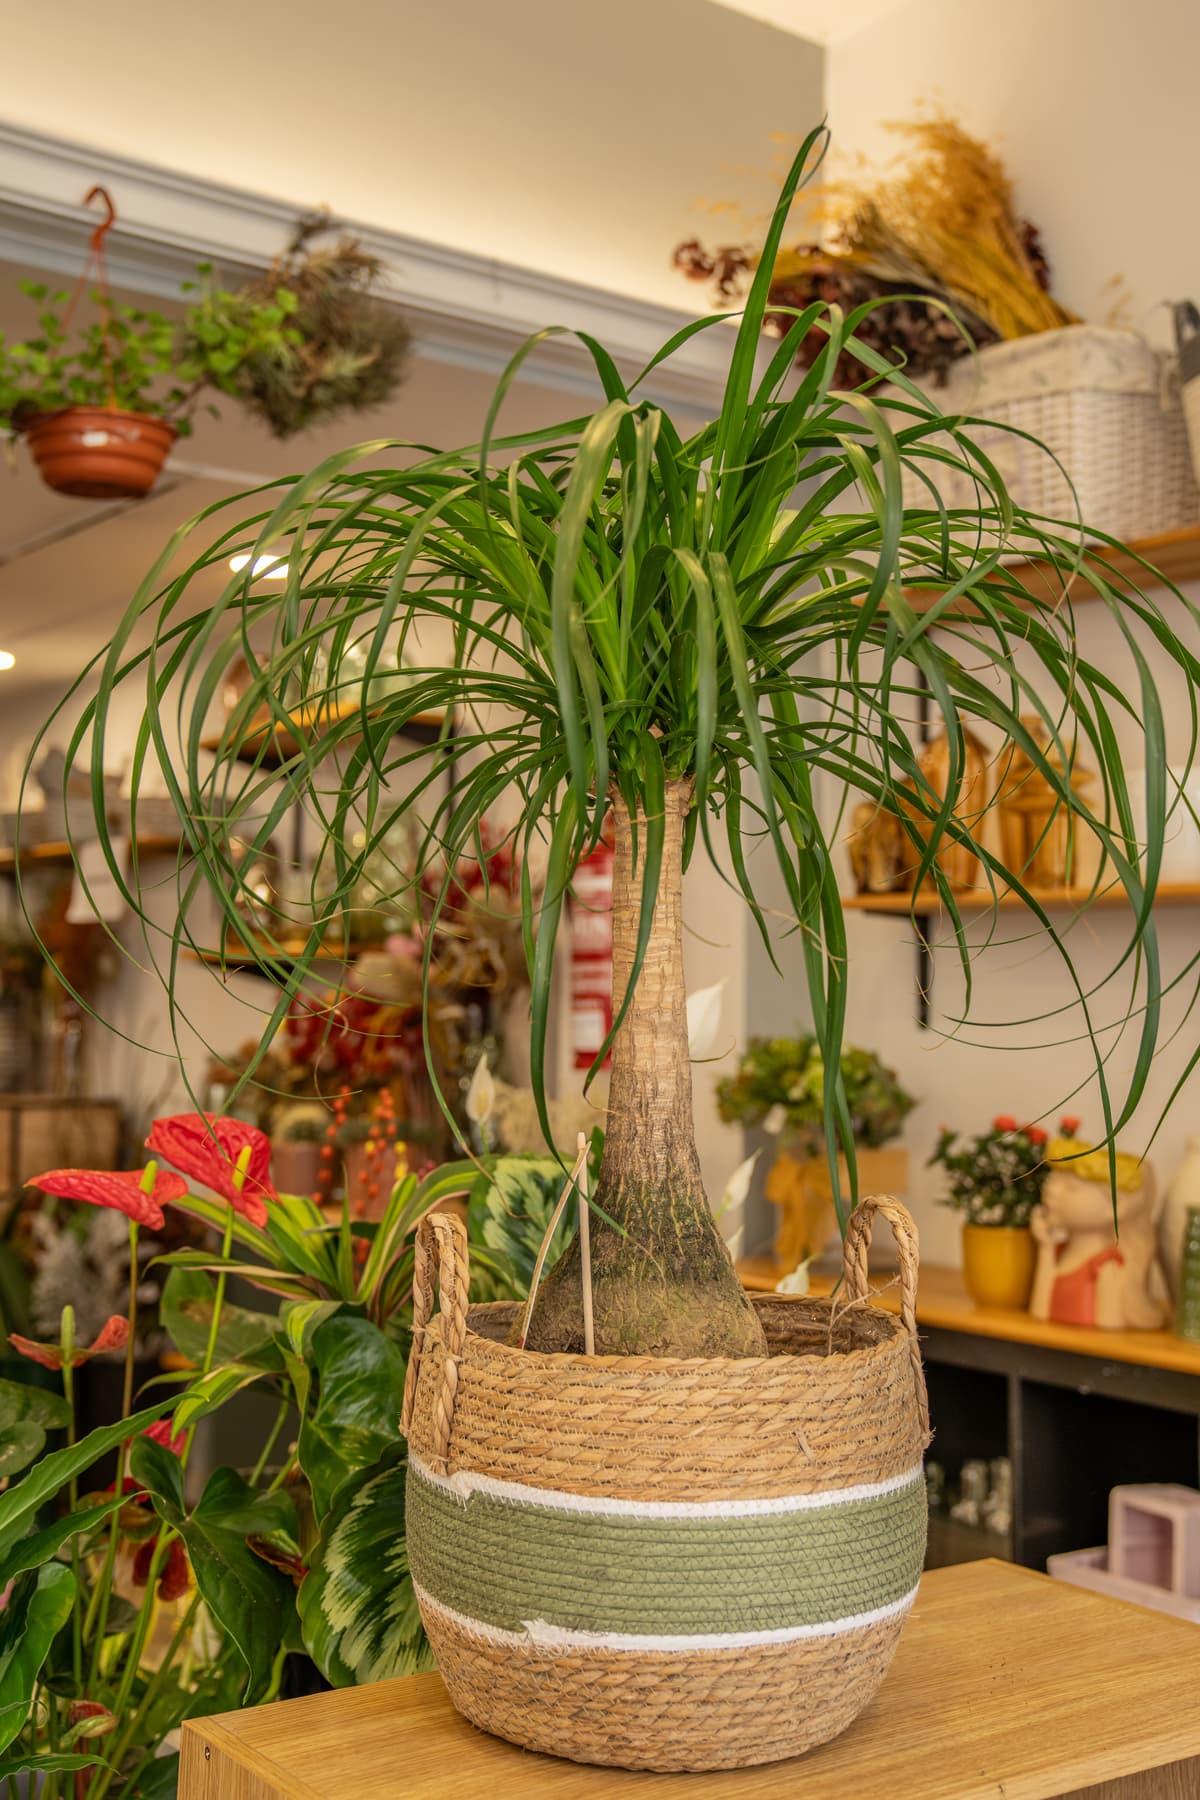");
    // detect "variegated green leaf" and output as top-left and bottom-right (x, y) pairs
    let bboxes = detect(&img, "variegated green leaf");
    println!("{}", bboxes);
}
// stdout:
(466, 1156), (571, 1302)
(298, 1446), (432, 1685)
